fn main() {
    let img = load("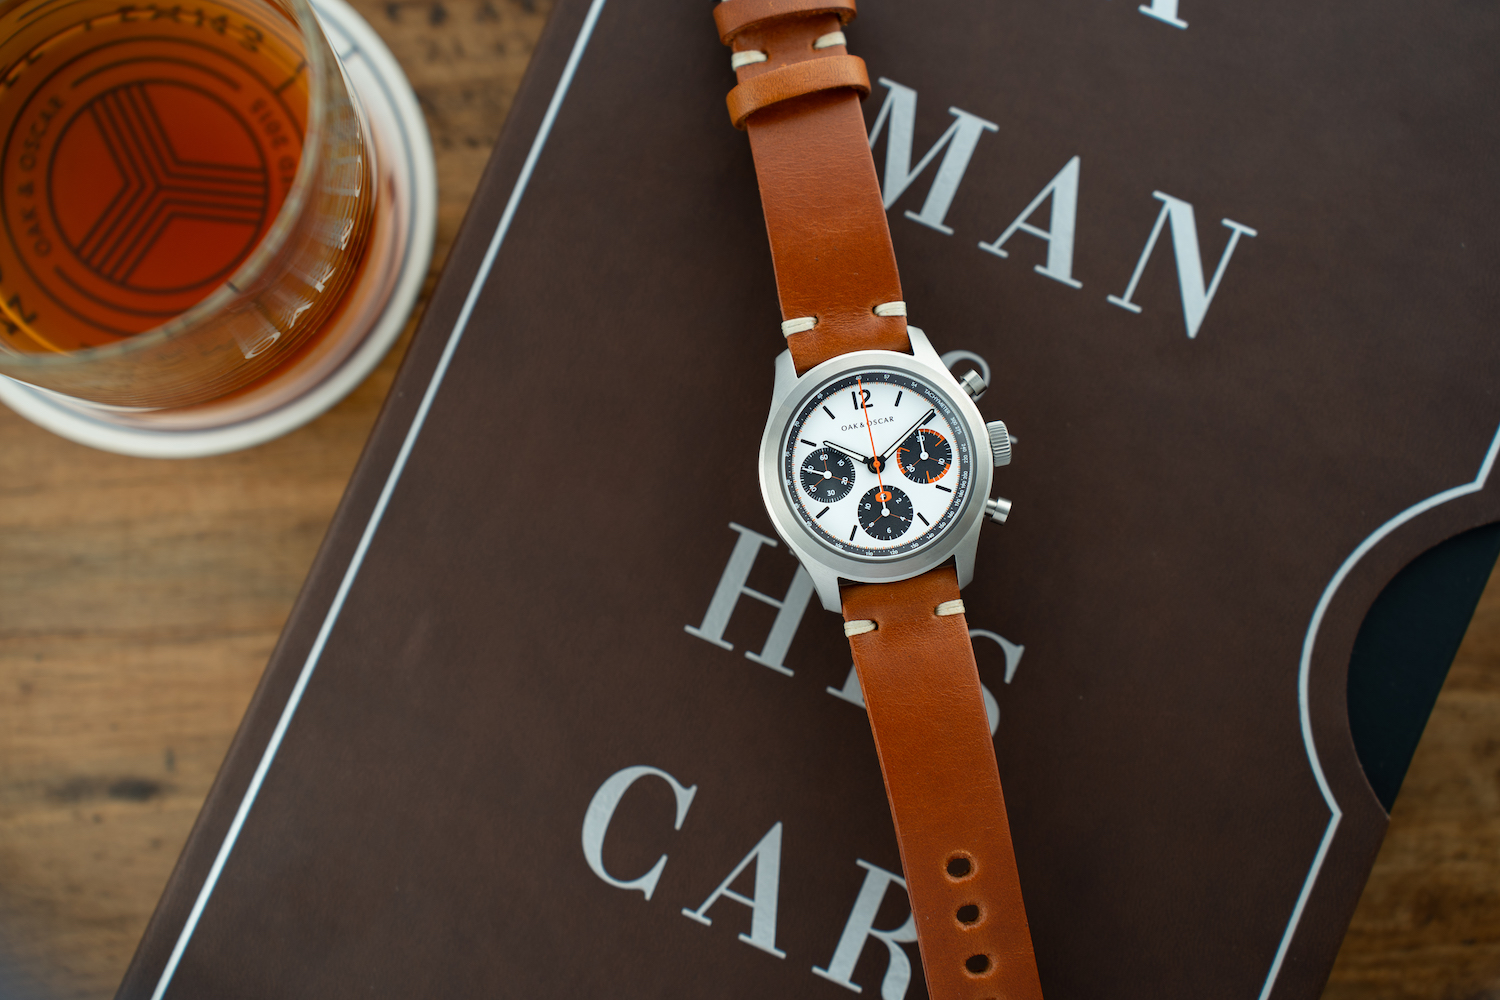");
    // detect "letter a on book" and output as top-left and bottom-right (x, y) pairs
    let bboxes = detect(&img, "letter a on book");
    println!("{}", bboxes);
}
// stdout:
(681, 821), (787, 958)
